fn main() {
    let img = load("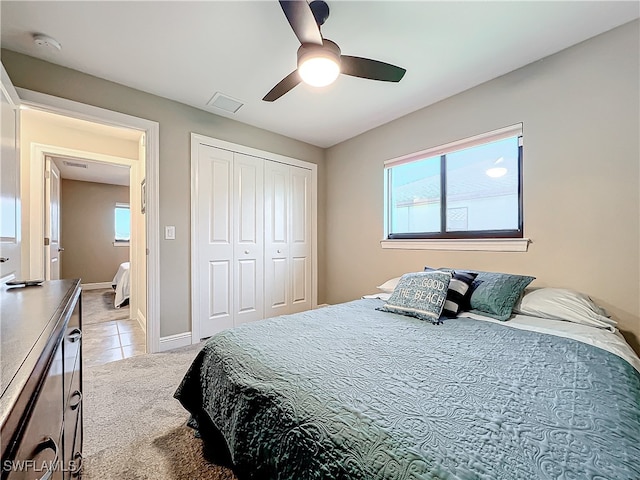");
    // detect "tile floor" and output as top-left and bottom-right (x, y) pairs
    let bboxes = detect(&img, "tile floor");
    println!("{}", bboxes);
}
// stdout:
(82, 290), (146, 367)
